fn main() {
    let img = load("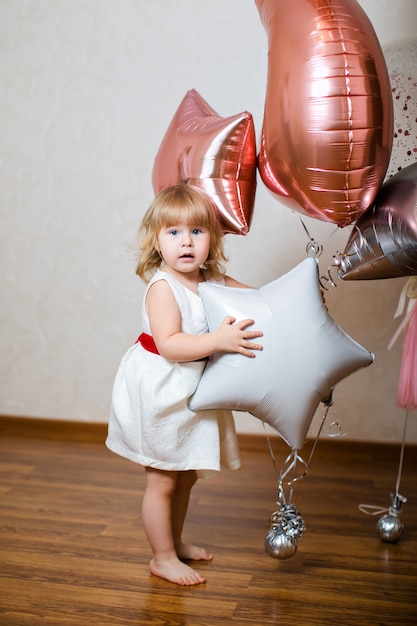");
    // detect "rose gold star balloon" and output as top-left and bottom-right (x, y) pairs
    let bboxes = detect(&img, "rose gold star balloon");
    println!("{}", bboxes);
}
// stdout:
(152, 89), (257, 235)
(255, 0), (393, 227)
(338, 162), (417, 280)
